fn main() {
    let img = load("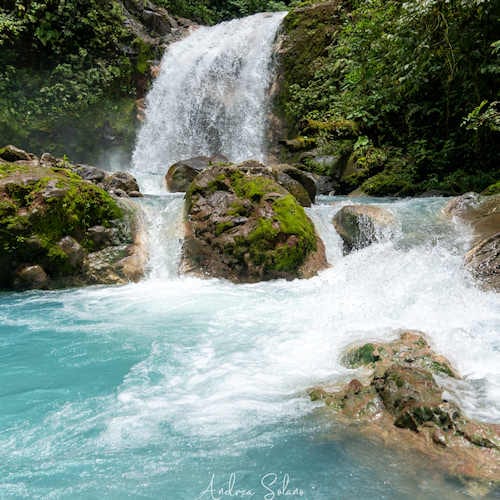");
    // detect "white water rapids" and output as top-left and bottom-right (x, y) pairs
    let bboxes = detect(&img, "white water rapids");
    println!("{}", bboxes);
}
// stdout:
(1, 12), (499, 498)
(128, 13), (500, 430)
